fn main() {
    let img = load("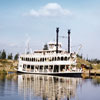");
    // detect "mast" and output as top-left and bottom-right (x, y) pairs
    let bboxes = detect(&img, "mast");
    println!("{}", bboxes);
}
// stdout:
(56, 27), (59, 53)
(68, 29), (70, 53)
